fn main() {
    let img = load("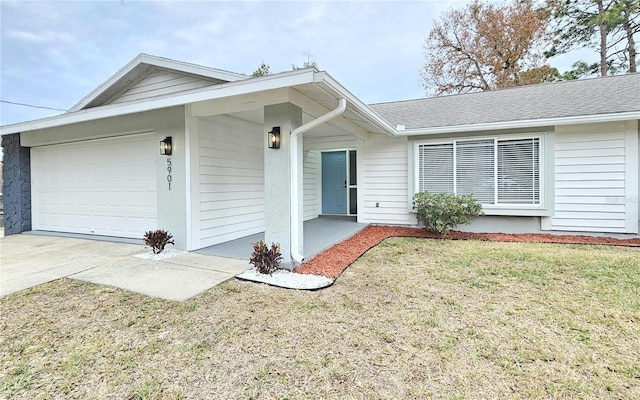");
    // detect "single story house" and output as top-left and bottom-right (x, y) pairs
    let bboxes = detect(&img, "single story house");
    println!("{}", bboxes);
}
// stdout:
(1, 54), (638, 267)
